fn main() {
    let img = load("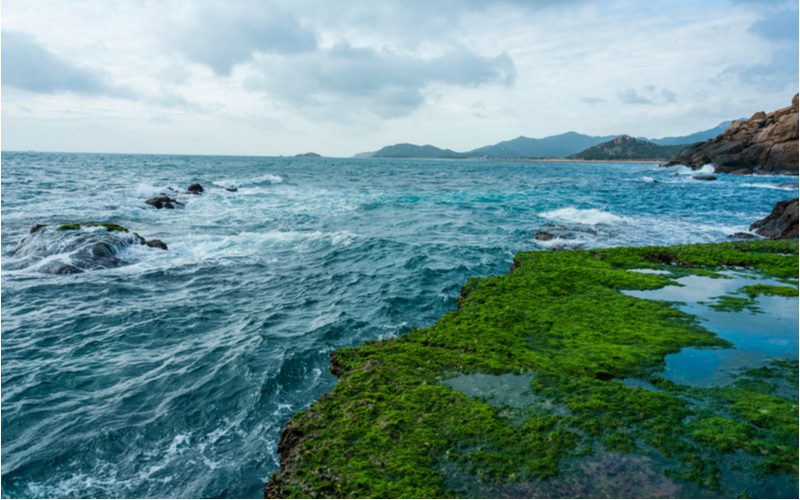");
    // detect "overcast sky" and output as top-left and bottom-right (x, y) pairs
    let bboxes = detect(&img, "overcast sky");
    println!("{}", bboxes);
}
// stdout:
(2, 0), (798, 156)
